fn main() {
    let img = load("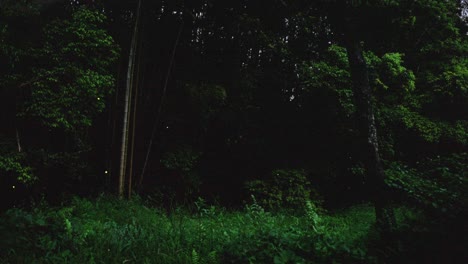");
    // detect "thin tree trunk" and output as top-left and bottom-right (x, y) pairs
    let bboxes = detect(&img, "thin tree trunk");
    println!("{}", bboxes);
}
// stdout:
(15, 127), (22, 153)
(345, 35), (396, 236)
(138, 20), (184, 189)
(127, 30), (143, 199)
(119, 0), (142, 197)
